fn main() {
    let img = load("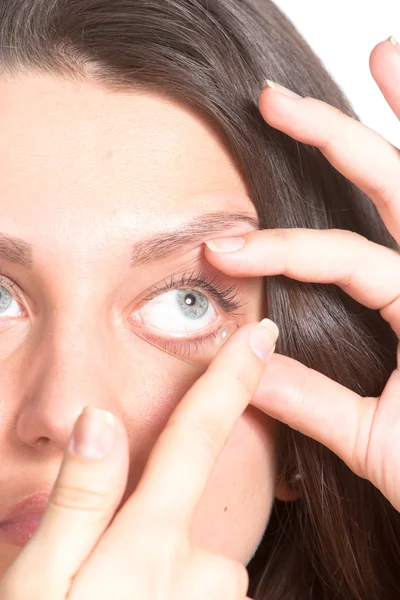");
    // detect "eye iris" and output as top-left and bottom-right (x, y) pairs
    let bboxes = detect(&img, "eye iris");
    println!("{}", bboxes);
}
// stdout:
(176, 289), (208, 319)
(0, 286), (12, 312)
